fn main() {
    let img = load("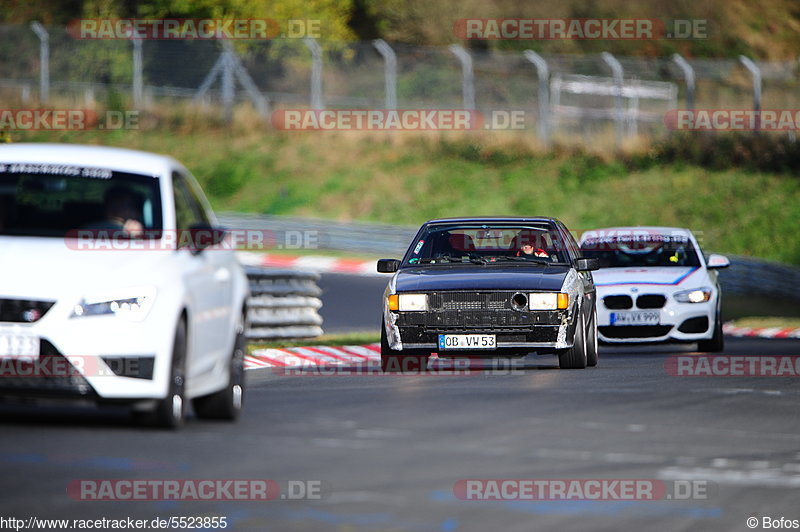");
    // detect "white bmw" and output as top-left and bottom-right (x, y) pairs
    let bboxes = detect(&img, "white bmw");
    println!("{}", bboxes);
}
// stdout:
(0, 143), (249, 427)
(578, 227), (729, 351)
